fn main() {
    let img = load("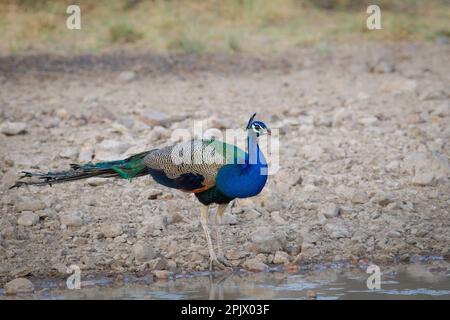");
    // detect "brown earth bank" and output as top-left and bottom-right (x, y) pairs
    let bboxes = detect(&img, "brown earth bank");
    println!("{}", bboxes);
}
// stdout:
(0, 41), (449, 284)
